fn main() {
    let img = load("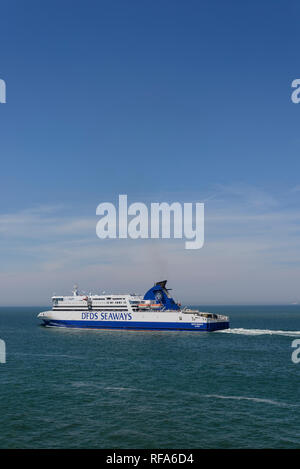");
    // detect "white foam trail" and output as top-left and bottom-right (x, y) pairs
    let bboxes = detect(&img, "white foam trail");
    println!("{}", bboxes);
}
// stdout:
(203, 394), (297, 407)
(104, 386), (138, 392)
(71, 382), (140, 392)
(218, 328), (300, 337)
(9, 352), (85, 359)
